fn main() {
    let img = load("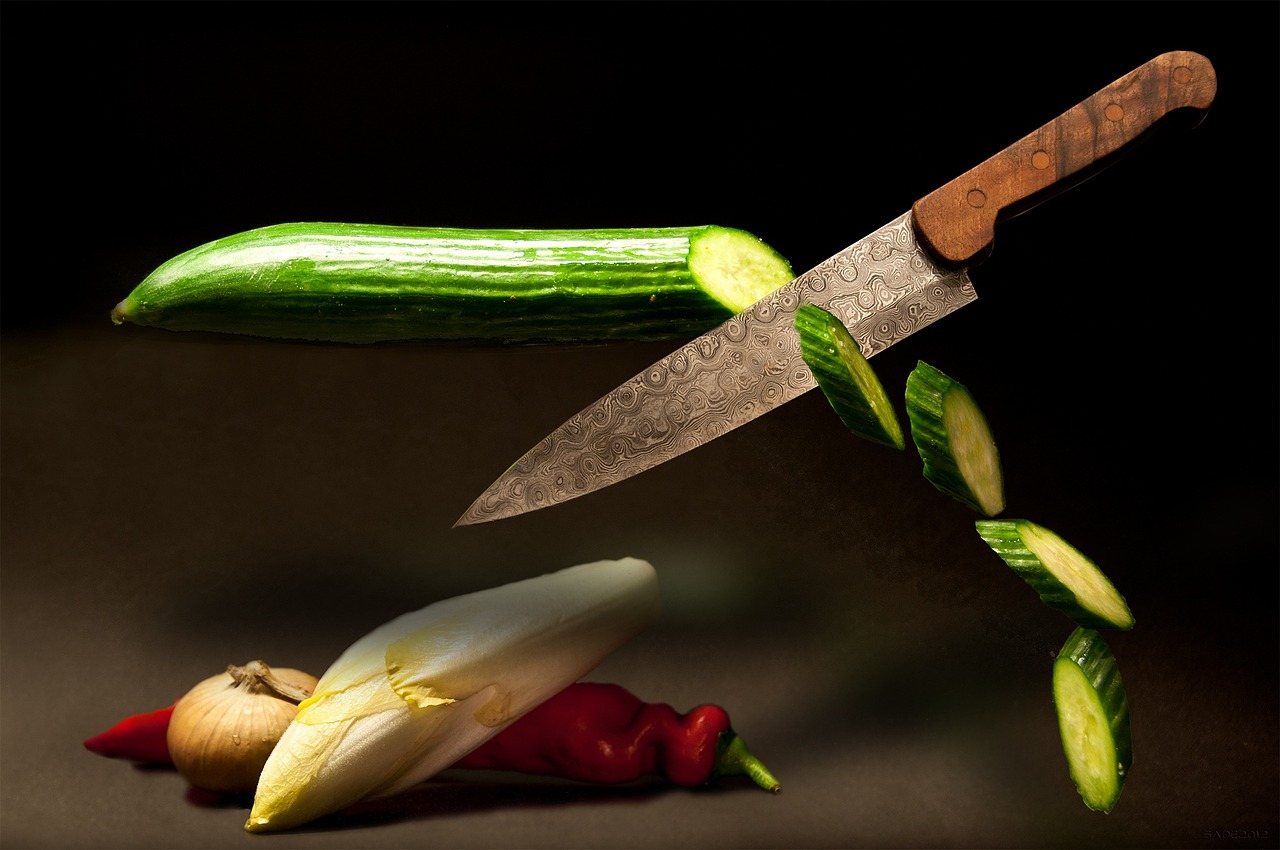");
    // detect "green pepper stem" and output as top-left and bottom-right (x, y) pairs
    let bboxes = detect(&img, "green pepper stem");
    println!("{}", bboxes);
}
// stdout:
(714, 730), (780, 793)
